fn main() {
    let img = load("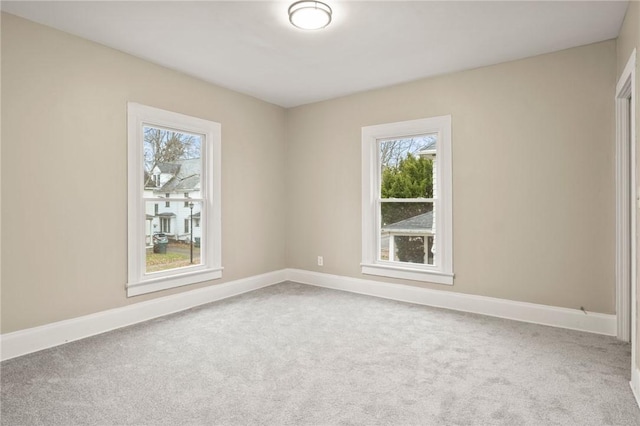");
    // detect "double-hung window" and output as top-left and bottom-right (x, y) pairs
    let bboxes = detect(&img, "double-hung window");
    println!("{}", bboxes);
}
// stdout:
(361, 116), (453, 284)
(127, 103), (222, 296)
